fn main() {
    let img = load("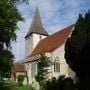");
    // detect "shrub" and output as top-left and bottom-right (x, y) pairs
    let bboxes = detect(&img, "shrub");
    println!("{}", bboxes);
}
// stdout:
(45, 76), (76, 90)
(17, 75), (25, 86)
(62, 78), (75, 90)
